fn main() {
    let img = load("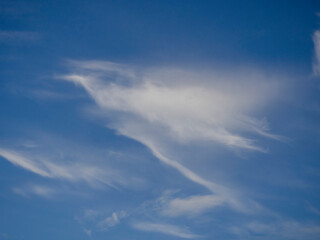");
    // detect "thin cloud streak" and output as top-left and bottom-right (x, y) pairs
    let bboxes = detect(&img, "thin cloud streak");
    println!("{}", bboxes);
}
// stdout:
(231, 220), (320, 240)
(0, 148), (127, 189)
(131, 221), (201, 239)
(13, 184), (56, 199)
(161, 194), (226, 217)
(0, 148), (50, 177)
